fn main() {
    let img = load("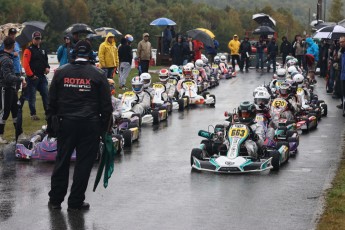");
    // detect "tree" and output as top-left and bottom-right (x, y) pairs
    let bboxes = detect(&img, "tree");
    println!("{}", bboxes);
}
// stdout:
(328, 0), (344, 22)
